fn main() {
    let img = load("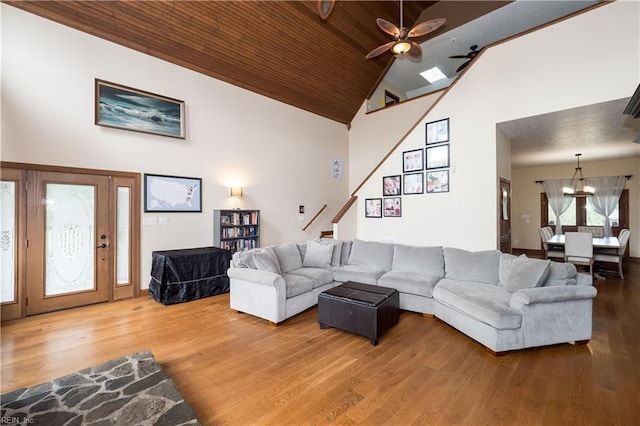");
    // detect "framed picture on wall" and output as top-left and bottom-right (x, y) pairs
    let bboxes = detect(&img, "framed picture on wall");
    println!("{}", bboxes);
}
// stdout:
(426, 144), (450, 169)
(403, 172), (424, 195)
(426, 170), (450, 193)
(383, 175), (401, 196)
(95, 79), (186, 139)
(426, 118), (449, 145)
(383, 197), (402, 217)
(365, 198), (382, 218)
(144, 173), (202, 212)
(403, 148), (424, 173)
